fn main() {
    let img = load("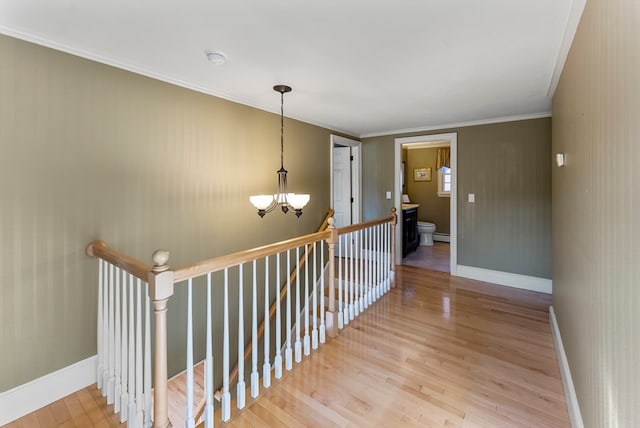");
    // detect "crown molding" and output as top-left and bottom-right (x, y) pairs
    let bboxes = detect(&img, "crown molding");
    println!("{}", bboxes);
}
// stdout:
(360, 112), (552, 139)
(0, 25), (354, 137)
(546, 0), (587, 97)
